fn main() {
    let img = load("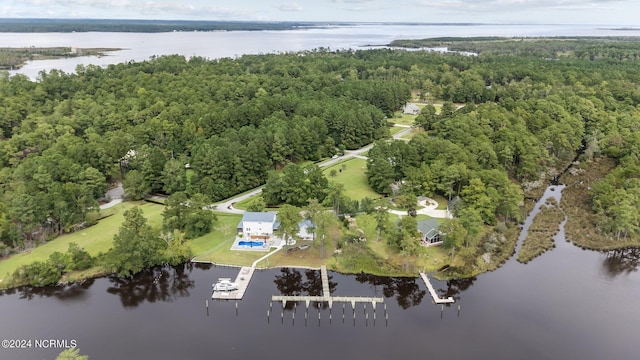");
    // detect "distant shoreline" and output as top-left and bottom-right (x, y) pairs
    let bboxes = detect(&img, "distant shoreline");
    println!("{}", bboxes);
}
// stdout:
(603, 27), (640, 31)
(0, 47), (122, 70)
(0, 19), (330, 33)
(0, 19), (585, 33)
